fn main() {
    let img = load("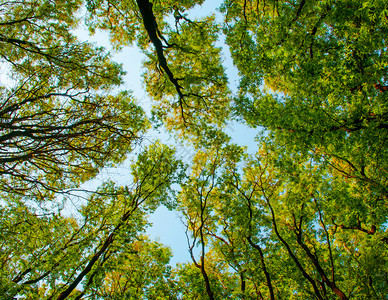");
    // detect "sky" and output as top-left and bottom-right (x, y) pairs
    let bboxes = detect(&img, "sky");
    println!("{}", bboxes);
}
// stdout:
(75, 0), (259, 266)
